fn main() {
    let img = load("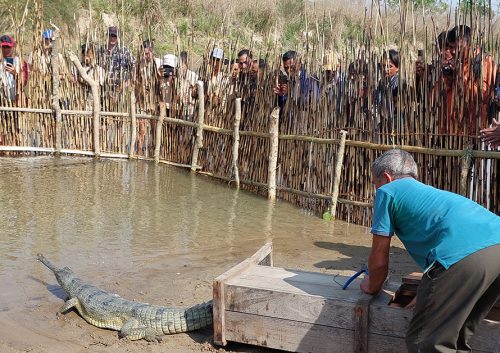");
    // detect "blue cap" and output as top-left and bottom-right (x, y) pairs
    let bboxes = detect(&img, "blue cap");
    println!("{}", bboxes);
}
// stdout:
(43, 29), (54, 40)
